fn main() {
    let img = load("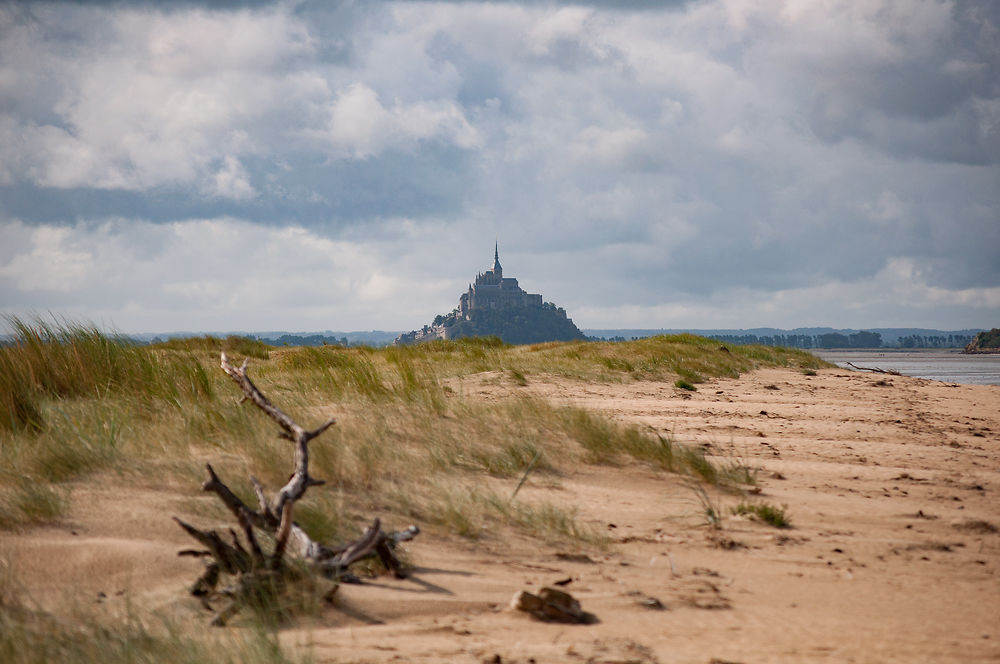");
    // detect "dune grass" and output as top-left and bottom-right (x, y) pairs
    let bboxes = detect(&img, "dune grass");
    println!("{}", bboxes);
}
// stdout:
(0, 316), (219, 434)
(0, 318), (822, 543)
(148, 334), (271, 360)
(0, 480), (65, 531)
(0, 595), (307, 664)
(0, 615), (303, 664)
(732, 501), (791, 528)
(353, 333), (824, 385)
(0, 318), (833, 662)
(0, 530), (311, 662)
